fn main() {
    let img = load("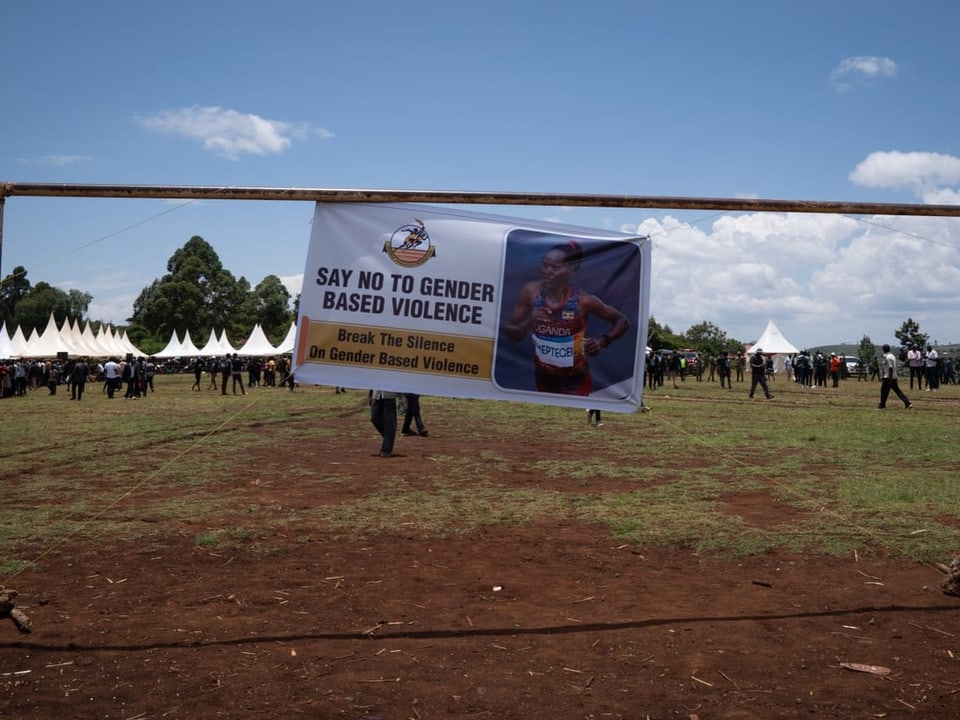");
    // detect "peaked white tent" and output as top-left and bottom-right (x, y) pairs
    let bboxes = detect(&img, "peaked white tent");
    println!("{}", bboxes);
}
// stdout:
(0, 323), (14, 358)
(236, 324), (280, 356)
(746, 319), (800, 375)
(20, 313), (72, 357)
(274, 321), (296, 355)
(179, 330), (202, 357)
(155, 331), (185, 358)
(747, 319), (800, 356)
